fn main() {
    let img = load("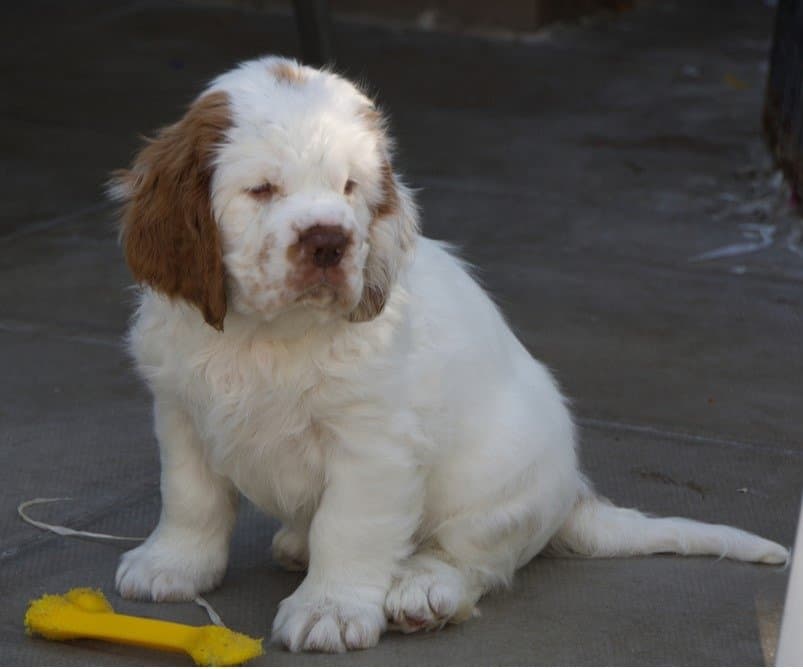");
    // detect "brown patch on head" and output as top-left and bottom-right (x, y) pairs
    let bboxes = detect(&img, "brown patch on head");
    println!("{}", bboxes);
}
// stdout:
(357, 104), (384, 133)
(371, 161), (400, 223)
(111, 91), (232, 330)
(272, 61), (307, 85)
